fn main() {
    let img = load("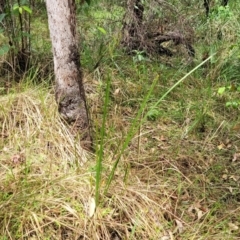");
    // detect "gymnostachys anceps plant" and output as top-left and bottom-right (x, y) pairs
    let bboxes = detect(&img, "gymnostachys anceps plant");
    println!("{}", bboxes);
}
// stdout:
(94, 54), (215, 207)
